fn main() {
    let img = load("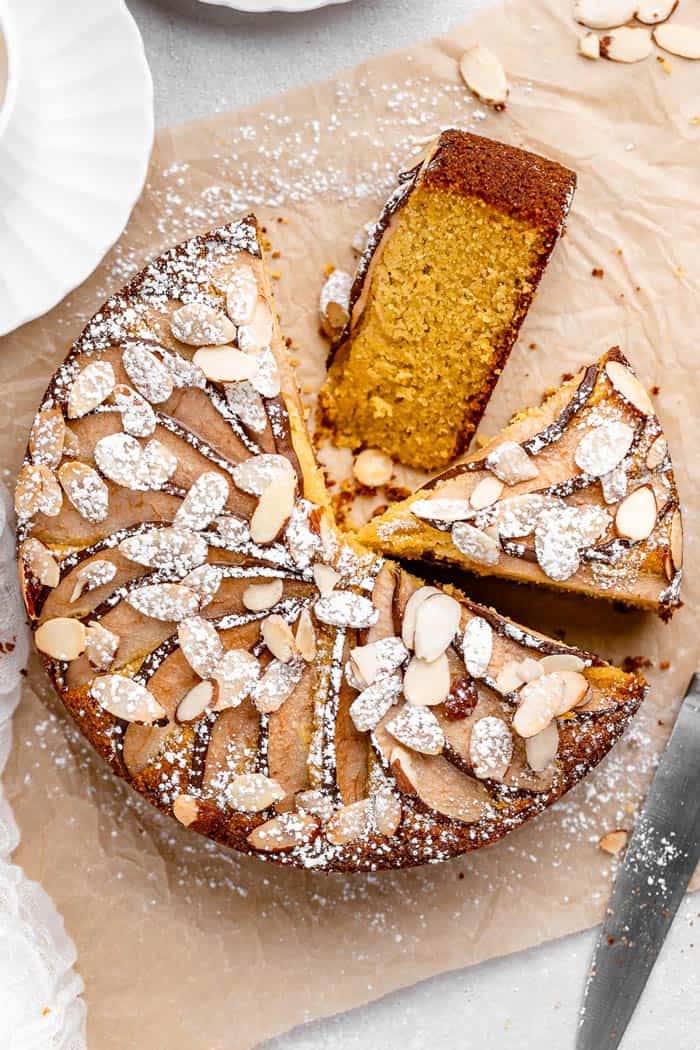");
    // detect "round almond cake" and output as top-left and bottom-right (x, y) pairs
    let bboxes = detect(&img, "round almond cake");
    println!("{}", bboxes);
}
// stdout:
(16, 216), (655, 871)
